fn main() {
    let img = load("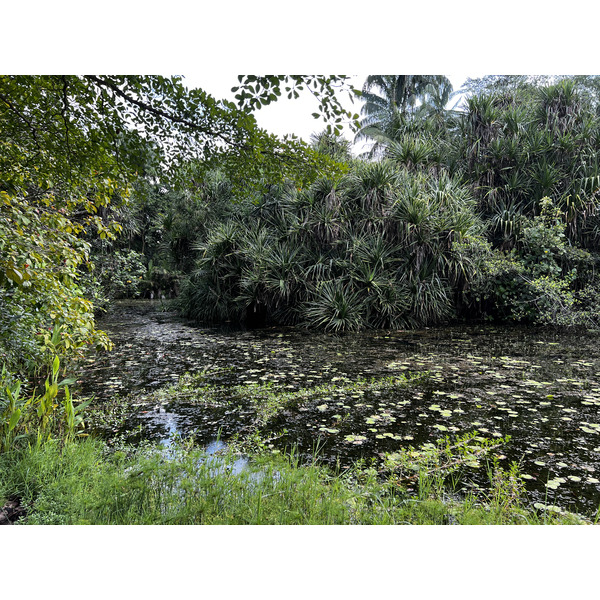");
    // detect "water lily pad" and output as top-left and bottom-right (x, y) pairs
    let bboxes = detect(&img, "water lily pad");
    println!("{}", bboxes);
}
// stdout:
(318, 427), (339, 434)
(344, 434), (367, 444)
